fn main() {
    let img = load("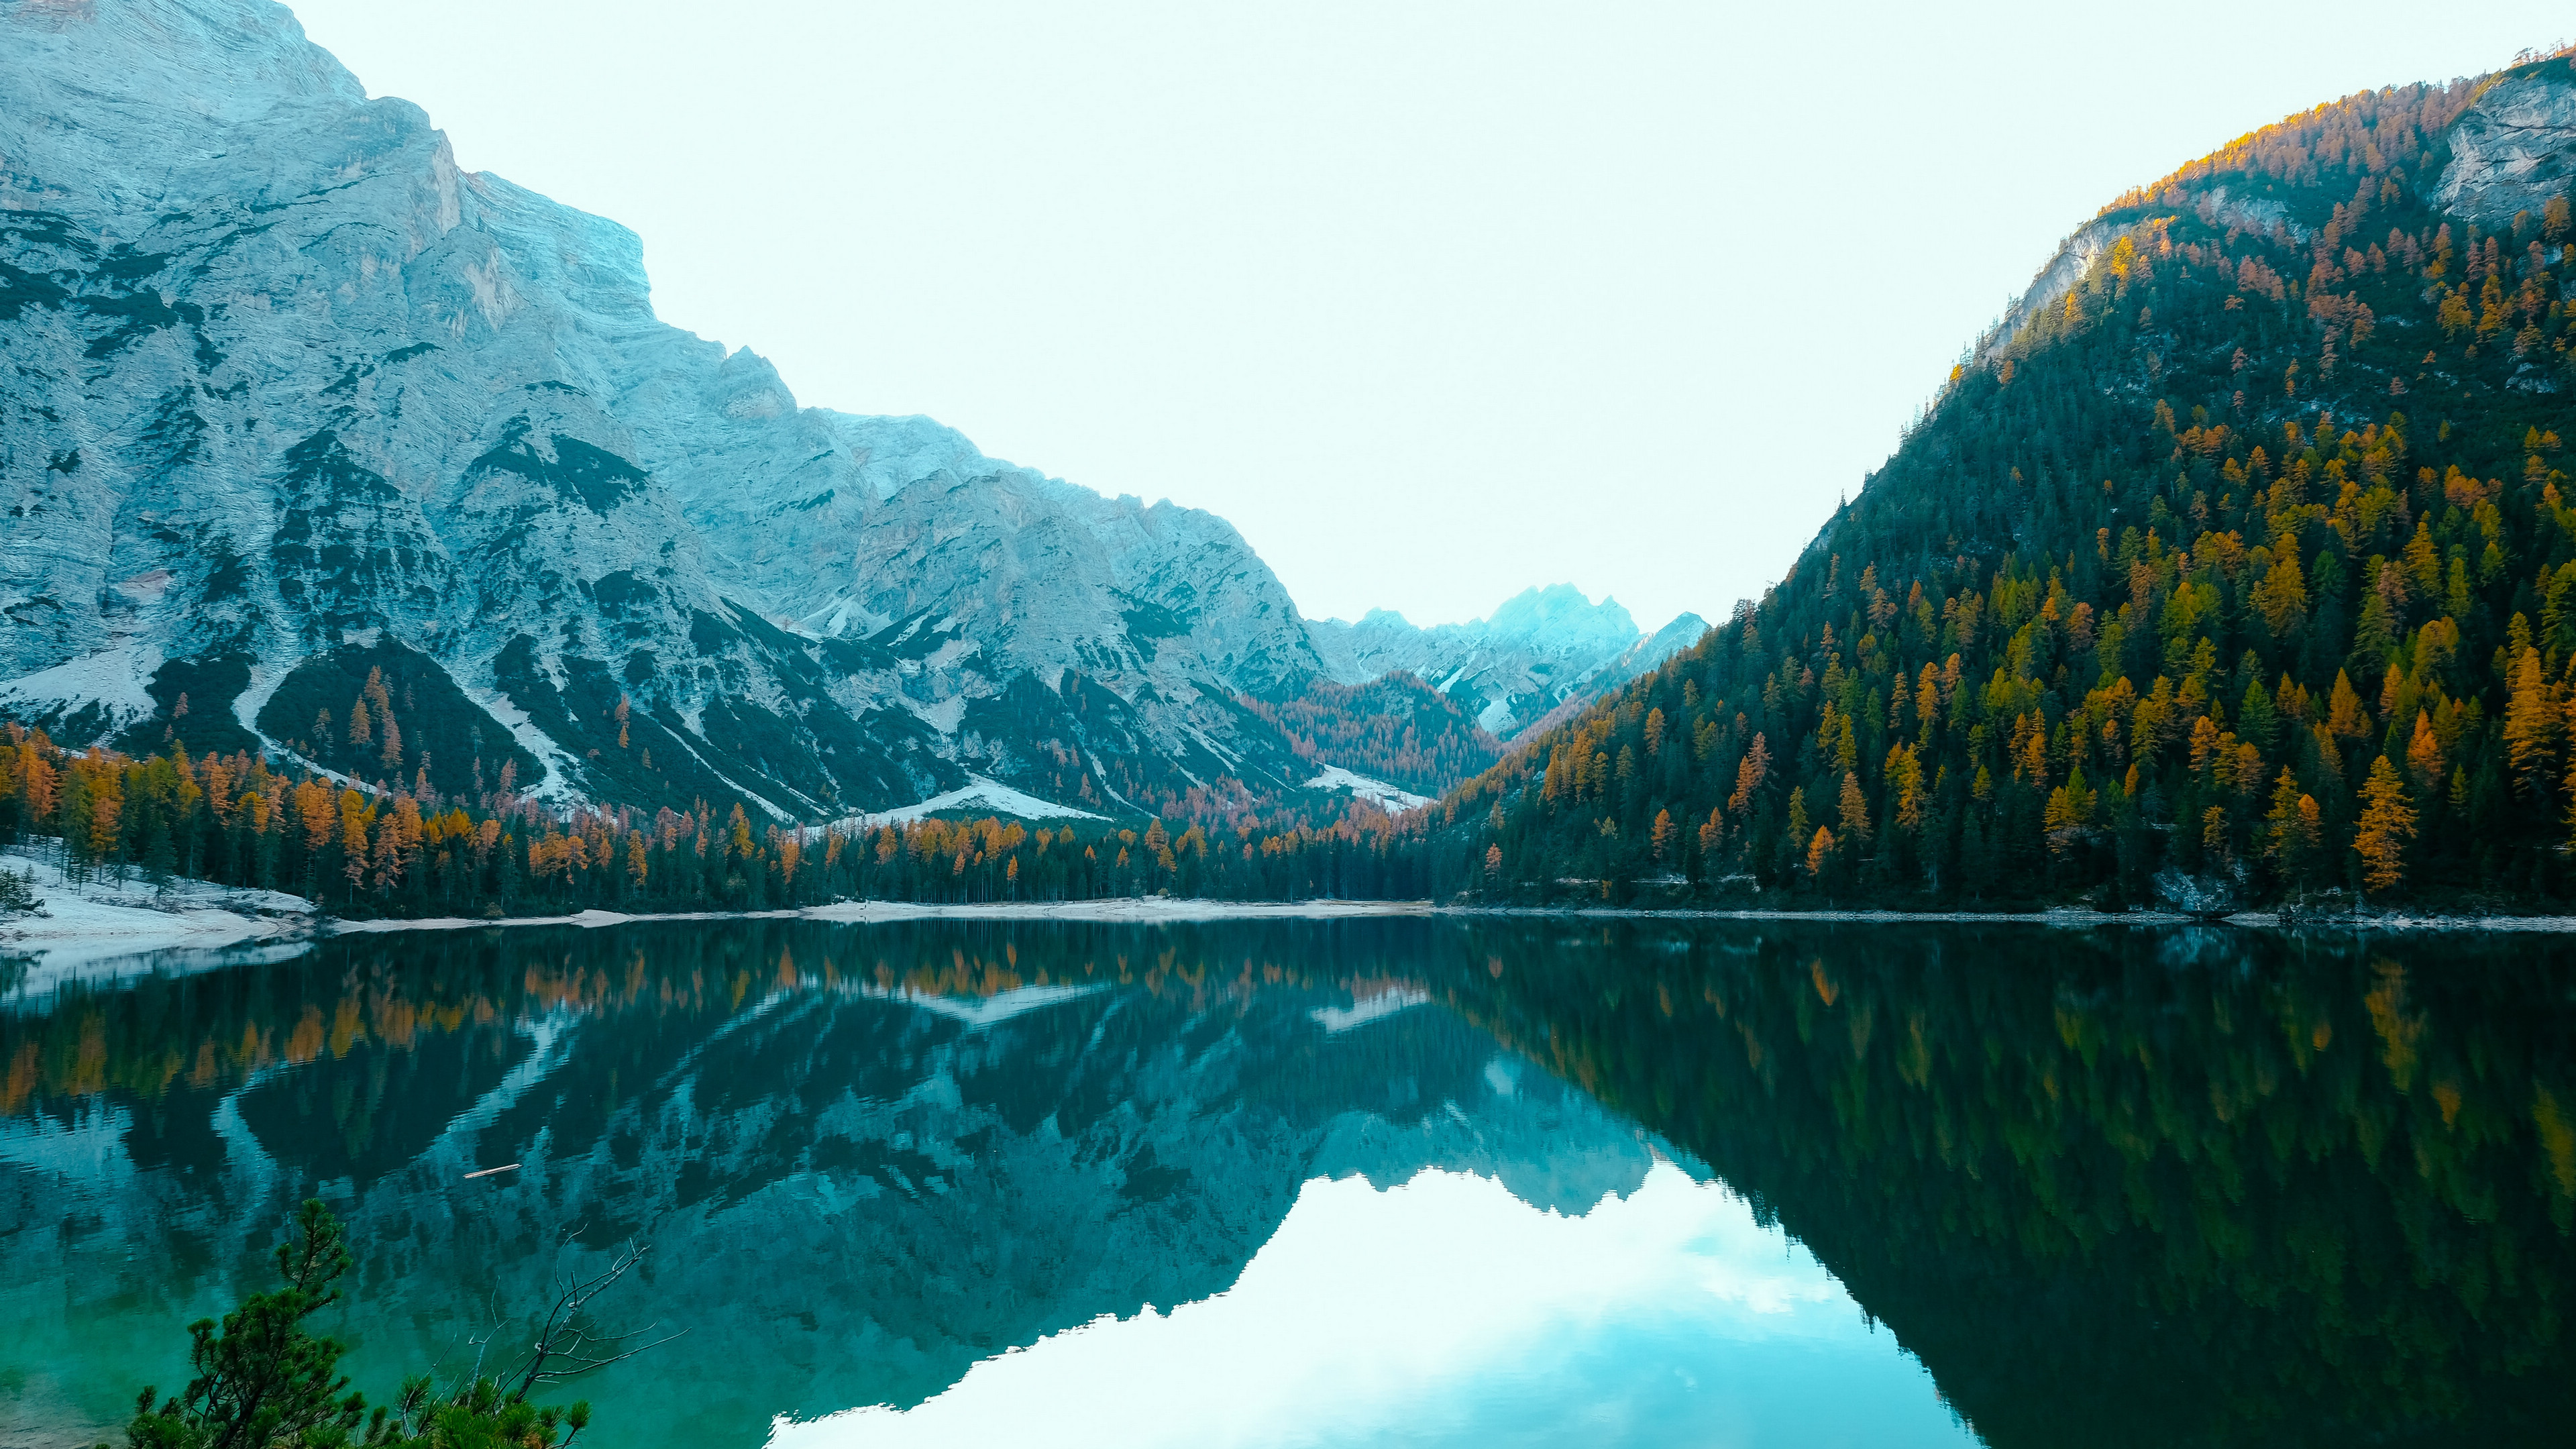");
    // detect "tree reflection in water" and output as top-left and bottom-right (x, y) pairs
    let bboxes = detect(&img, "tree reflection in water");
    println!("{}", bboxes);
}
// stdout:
(3, 920), (2571, 1447)
(1427, 922), (2576, 1448)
